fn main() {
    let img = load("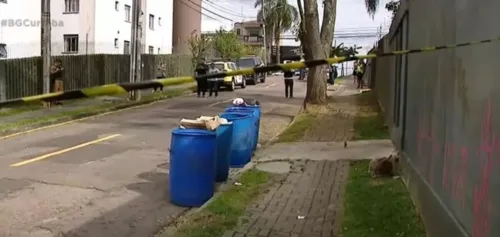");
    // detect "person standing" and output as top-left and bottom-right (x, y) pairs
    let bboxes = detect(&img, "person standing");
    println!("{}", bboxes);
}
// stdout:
(283, 68), (294, 98)
(355, 59), (366, 89)
(352, 60), (358, 84)
(299, 68), (305, 80)
(49, 59), (64, 105)
(195, 60), (209, 97)
(207, 63), (221, 97)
